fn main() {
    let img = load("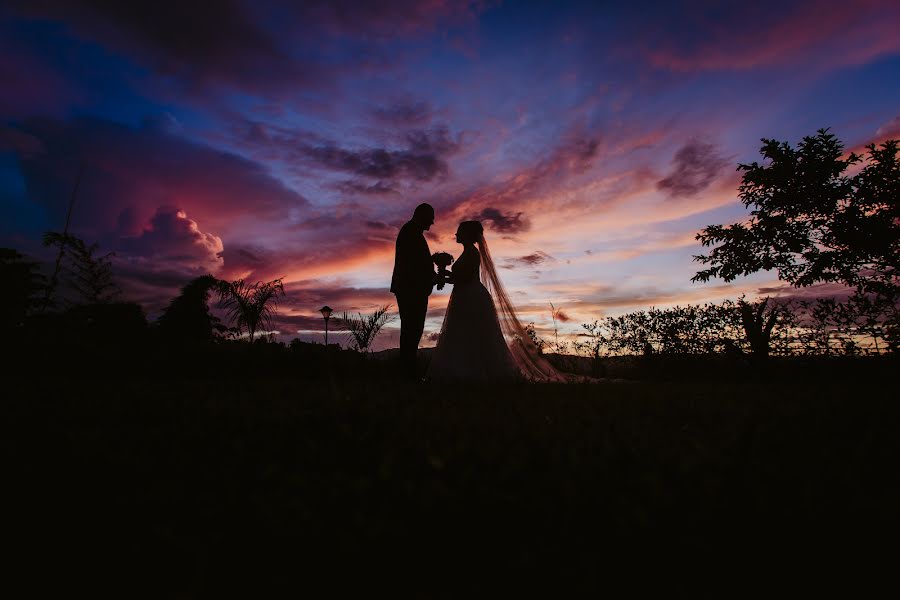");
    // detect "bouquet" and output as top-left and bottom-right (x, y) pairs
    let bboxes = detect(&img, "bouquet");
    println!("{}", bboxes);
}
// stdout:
(432, 252), (454, 290)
